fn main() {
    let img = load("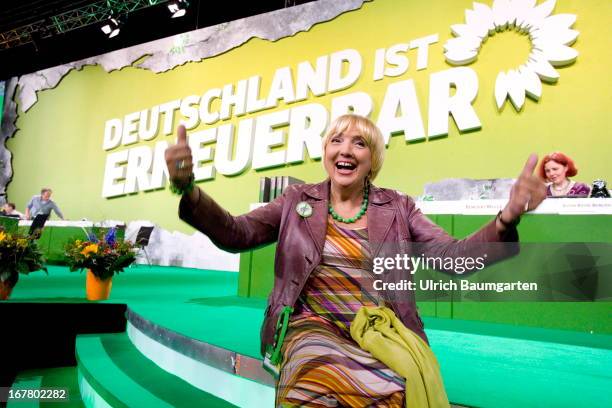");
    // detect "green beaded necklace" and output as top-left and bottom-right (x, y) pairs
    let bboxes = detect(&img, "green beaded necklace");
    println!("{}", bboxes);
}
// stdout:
(328, 184), (369, 223)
